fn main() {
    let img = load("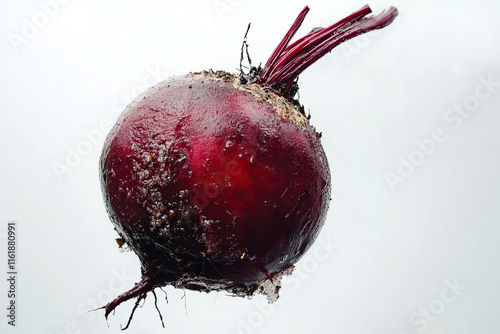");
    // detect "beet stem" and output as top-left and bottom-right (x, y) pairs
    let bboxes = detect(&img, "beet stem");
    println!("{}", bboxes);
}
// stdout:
(258, 6), (310, 81)
(257, 5), (398, 99)
(240, 23), (253, 75)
